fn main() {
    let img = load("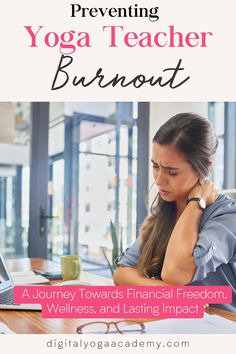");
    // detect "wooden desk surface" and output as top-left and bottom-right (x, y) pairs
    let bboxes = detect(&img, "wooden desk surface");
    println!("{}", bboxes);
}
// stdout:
(0, 258), (113, 334)
(0, 258), (235, 333)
